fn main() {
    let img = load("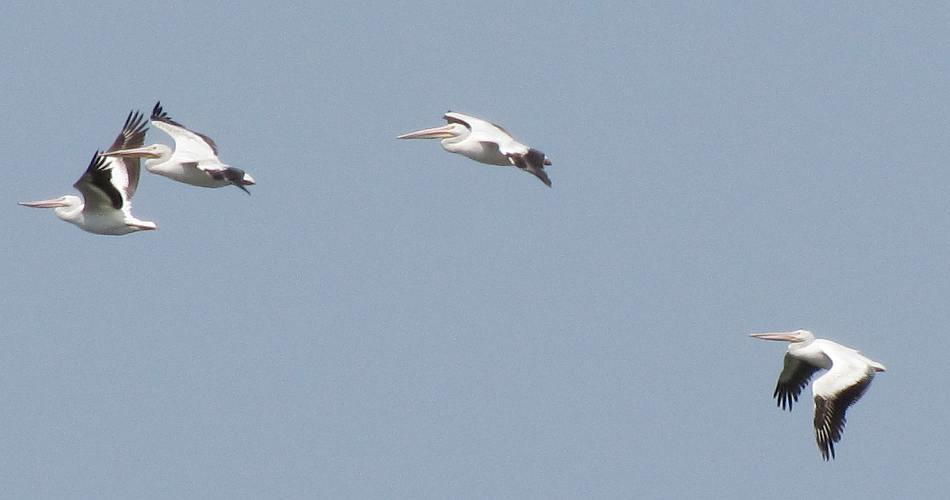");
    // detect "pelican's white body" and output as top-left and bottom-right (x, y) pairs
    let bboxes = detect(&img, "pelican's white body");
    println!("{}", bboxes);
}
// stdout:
(783, 337), (886, 387)
(148, 120), (238, 187)
(104, 102), (255, 193)
(438, 115), (528, 165)
(49, 195), (154, 235)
